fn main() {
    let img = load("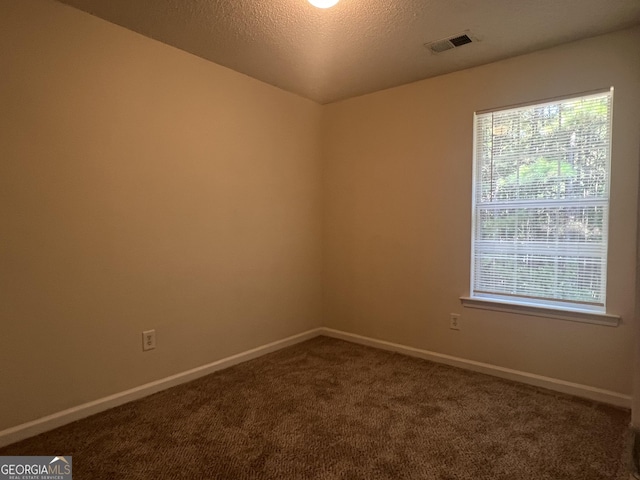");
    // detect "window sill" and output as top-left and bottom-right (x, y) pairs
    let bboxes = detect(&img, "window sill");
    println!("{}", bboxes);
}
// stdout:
(459, 296), (620, 327)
